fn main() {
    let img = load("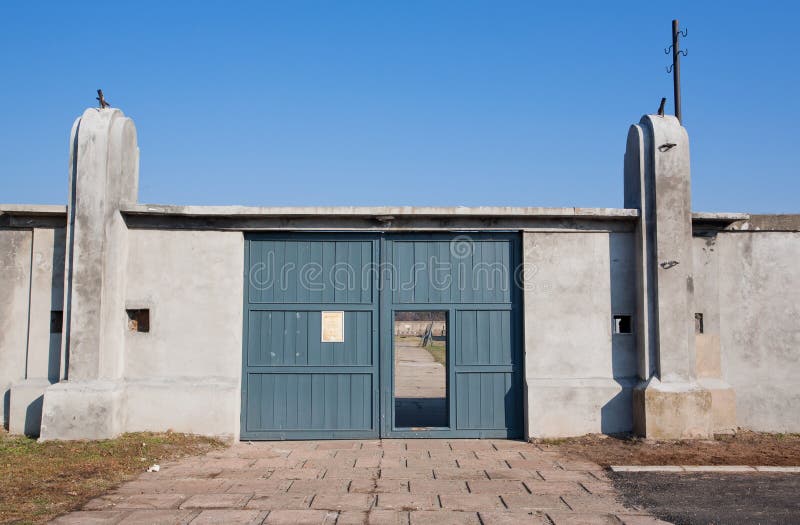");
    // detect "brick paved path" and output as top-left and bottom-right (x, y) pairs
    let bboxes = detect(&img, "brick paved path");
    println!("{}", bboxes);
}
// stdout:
(51, 439), (669, 524)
